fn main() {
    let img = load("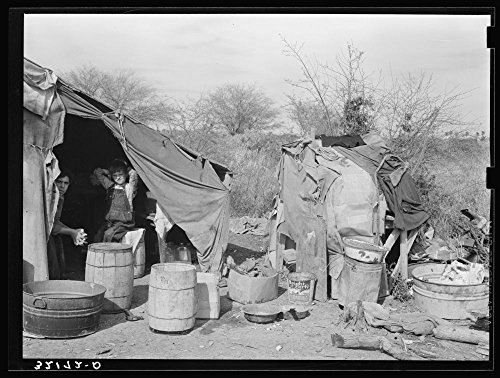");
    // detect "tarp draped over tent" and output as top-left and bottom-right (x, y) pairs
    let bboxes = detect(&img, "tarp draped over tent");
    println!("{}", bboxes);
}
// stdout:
(23, 59), (66, 282)
(271, 134), (430, 302)
(274, 139), (386, 302)
(334, 144), (430, 231)
(23, 57), (232, 281)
